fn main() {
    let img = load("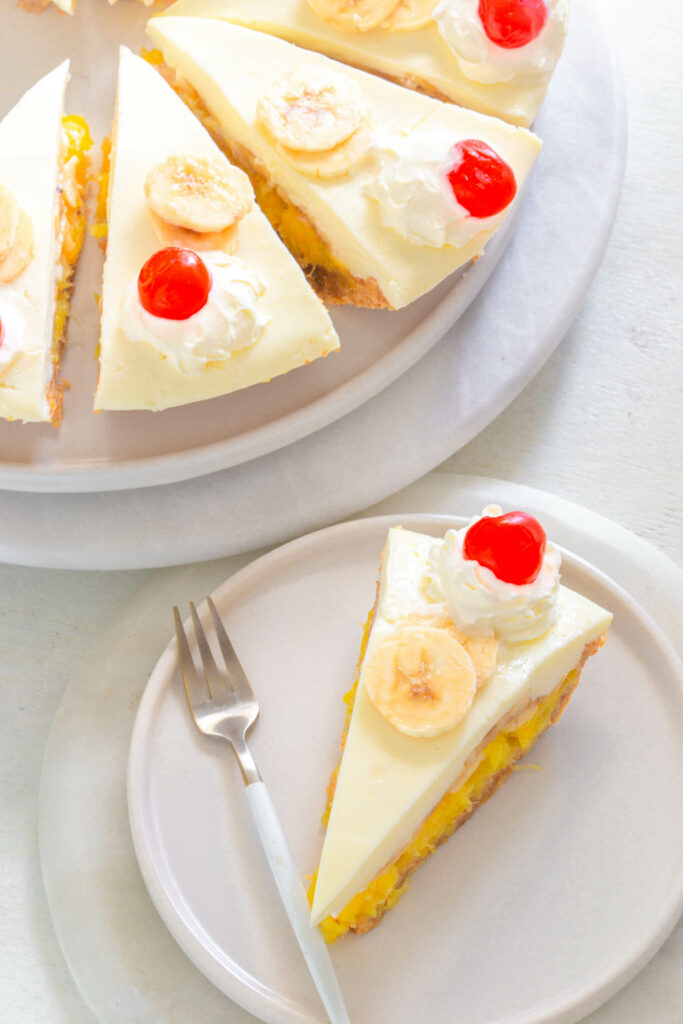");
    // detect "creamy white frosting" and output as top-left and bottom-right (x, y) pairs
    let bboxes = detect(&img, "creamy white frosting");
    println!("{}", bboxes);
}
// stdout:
(427, 504), (561, 642)
(435, 0), (568, 86)
(120, 252), (270, 375)
(367, 128), (505, 247)
(0, 292), (28, 376)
